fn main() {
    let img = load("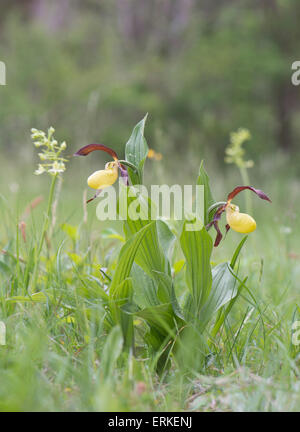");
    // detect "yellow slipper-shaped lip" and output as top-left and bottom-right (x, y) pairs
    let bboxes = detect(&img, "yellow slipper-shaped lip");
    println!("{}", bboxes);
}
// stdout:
(226, 204), (256, 234)
(87, 162), (118, 190)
